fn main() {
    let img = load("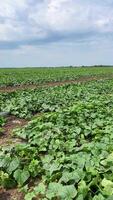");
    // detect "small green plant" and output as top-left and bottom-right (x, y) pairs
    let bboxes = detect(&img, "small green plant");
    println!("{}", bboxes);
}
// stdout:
(0, 117), (5, 127)
(0, 117), (5, 135)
